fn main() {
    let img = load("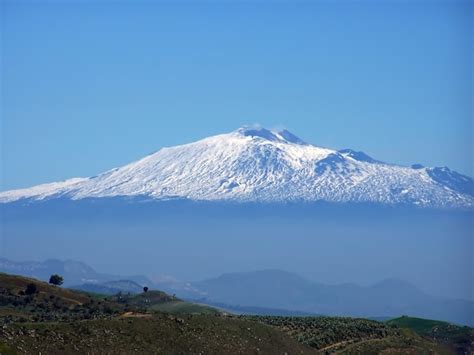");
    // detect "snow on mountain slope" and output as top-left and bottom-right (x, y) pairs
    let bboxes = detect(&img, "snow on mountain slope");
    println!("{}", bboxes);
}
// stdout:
(1, 127), (473, 208)
(0, 178), (88, 202)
